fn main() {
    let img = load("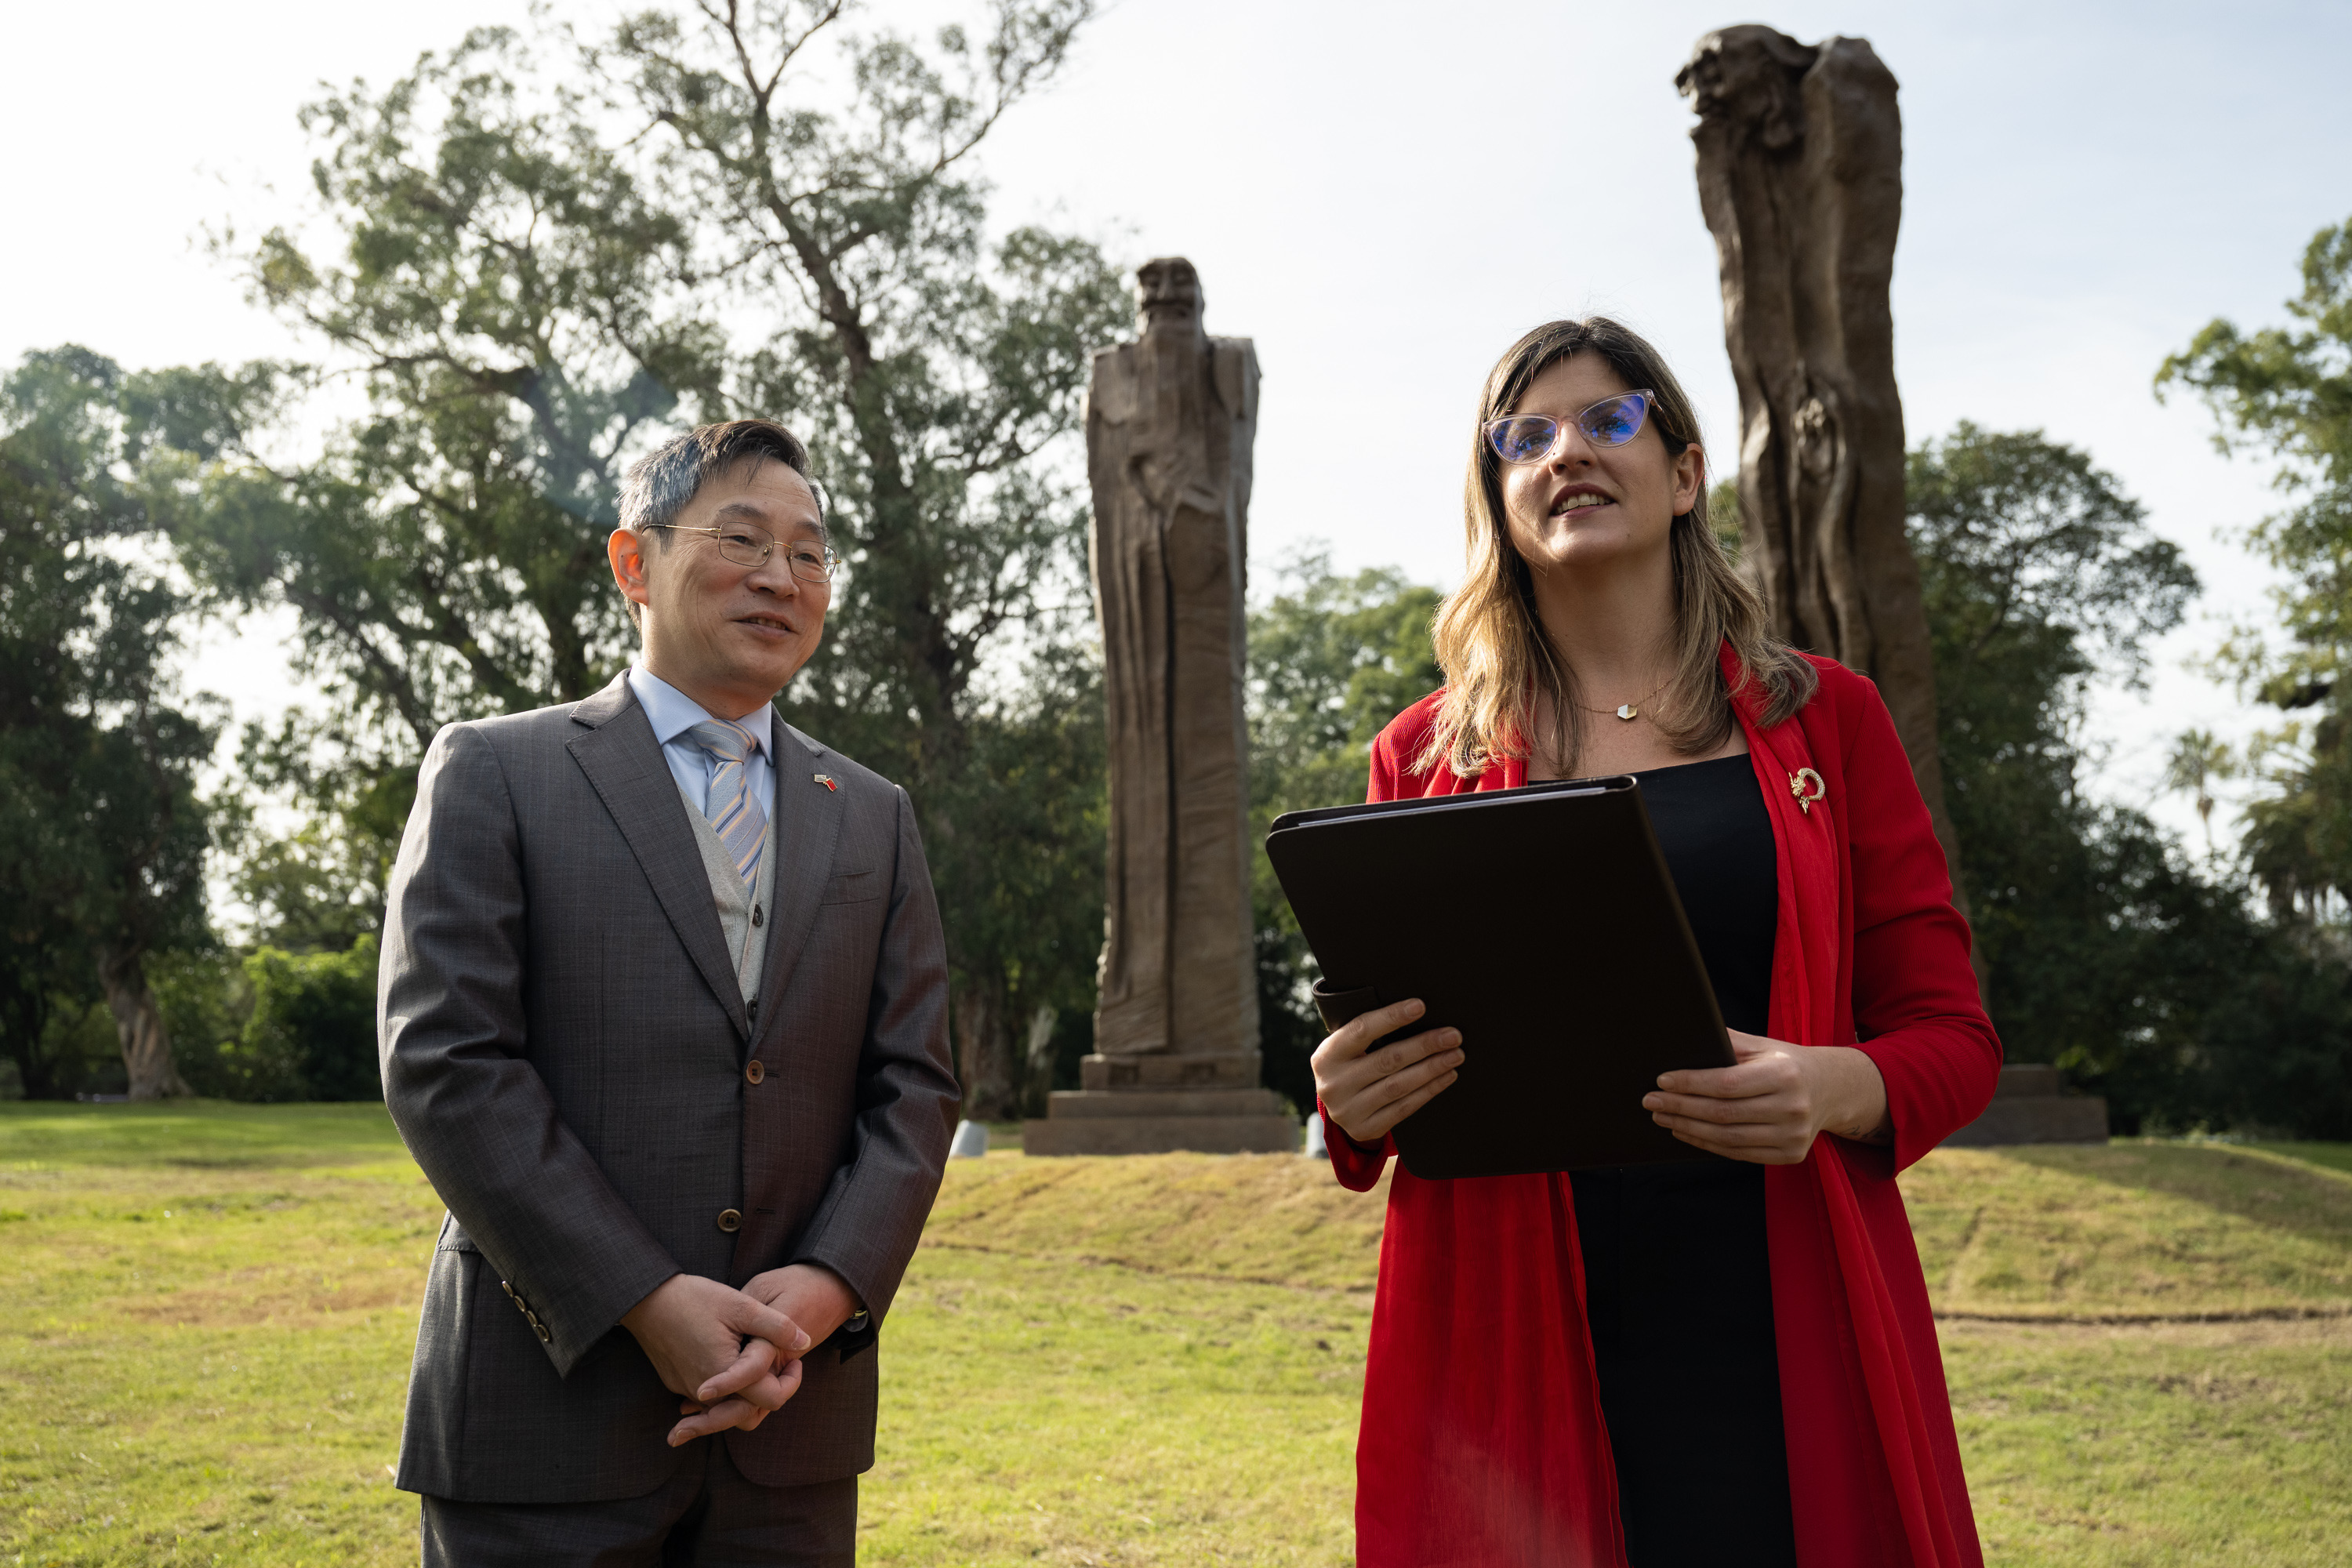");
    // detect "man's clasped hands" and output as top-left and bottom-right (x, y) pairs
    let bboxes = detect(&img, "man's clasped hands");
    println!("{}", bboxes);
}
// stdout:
(619, 1263), (862, 1447)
